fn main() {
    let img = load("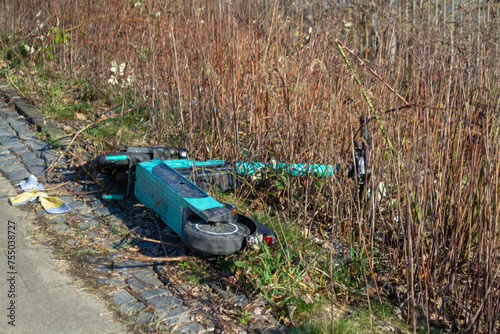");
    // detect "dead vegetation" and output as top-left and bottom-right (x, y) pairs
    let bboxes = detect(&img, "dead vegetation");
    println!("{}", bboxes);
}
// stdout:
(1, 0), (500, 332)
